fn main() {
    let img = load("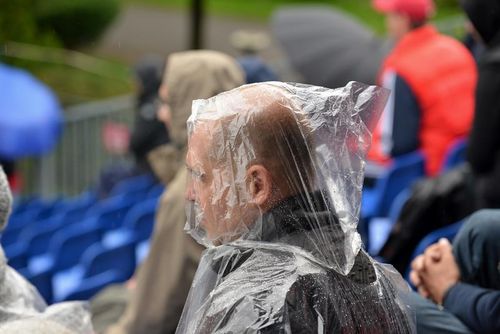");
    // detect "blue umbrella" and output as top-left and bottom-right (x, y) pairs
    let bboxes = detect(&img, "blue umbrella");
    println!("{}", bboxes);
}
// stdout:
(0, 63), (63, 159)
